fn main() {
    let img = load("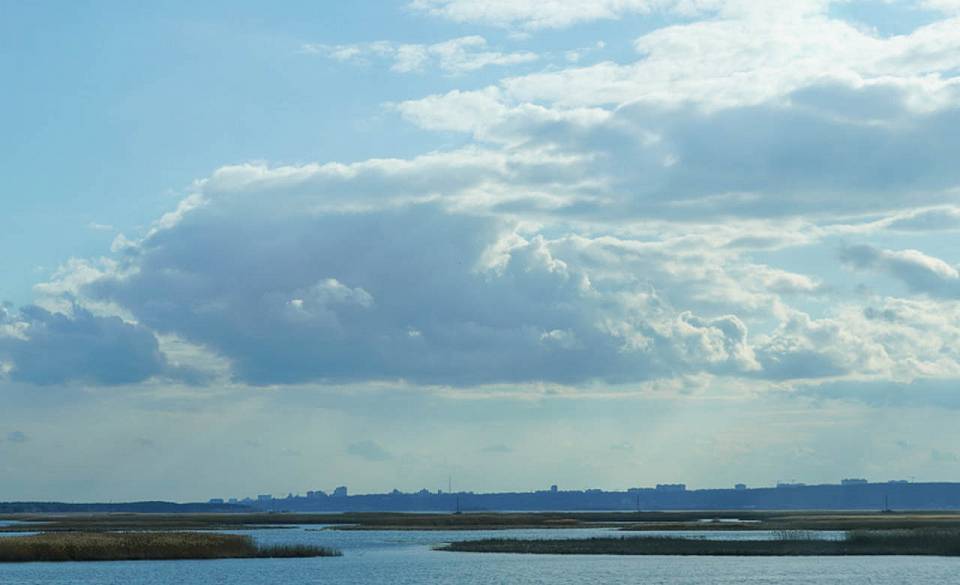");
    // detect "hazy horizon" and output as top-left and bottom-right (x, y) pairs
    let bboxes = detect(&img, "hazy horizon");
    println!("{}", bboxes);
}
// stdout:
(4, 0), (960, 503)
